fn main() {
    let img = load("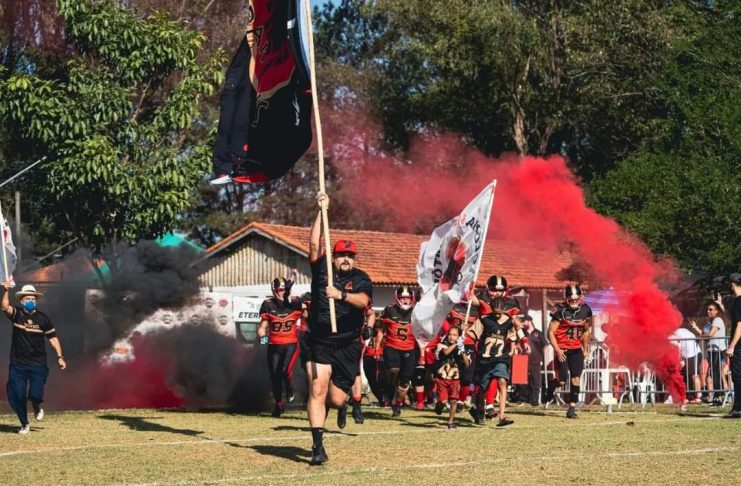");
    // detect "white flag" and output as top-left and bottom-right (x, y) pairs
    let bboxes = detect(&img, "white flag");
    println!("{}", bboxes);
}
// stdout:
(0, 213), (17, 285)
(412, 181), (496, 345)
